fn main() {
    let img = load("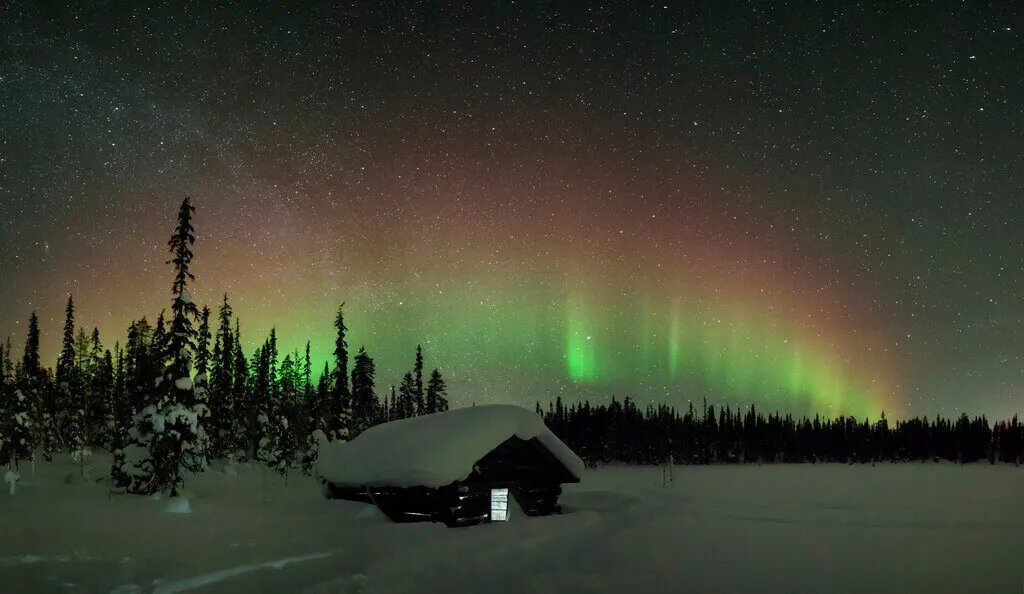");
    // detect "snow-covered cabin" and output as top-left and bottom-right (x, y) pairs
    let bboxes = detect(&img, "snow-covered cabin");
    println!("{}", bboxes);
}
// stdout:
(317, 404), (584, 527)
